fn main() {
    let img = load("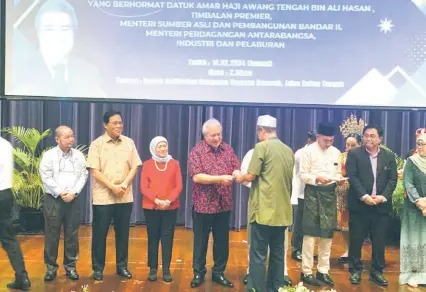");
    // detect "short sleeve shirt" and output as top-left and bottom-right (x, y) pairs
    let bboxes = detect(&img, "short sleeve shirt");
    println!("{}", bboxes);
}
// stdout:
(247, 138), (294, 226)
(188, 140), (240, 214)
(87, 134), (142, 205)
